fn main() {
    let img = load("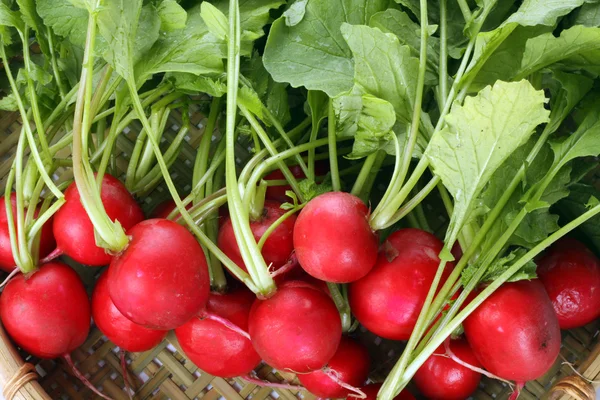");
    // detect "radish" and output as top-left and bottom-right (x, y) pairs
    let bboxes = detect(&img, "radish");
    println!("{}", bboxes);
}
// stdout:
(218, 200), (296, 276)
(0, 262), (90, 358)
(107, 219), (210, 330)
(53, 174), (144, 266)
(293, 192), (378, 283)
(362, 383), (415, 400)
(349, 228), (452, 340)
(248, 280), (342, 373)
(0, 193), (55, 272)
(92, 272), (167, 352)
(537, 238), (600, 329)
(297, 336), (370, 398)
(175, 287), (261, 378)
(413, 338), (481, 400)
(463, 279), (560, 381)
